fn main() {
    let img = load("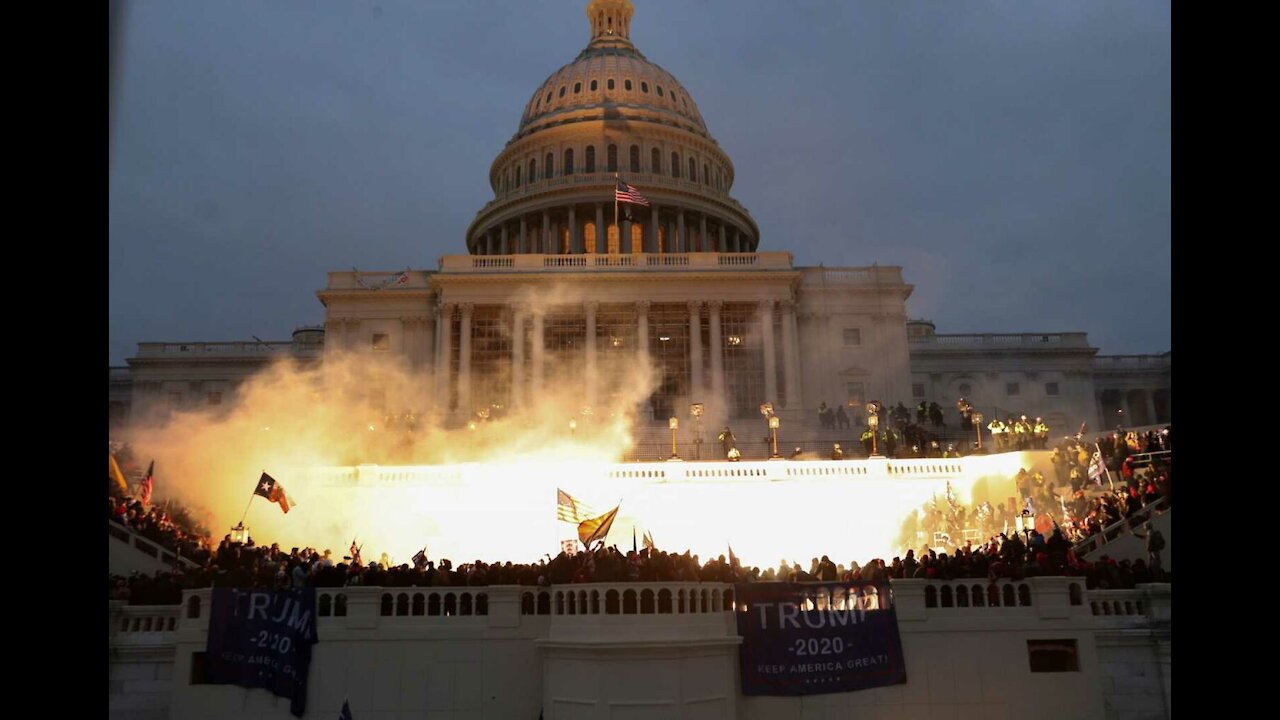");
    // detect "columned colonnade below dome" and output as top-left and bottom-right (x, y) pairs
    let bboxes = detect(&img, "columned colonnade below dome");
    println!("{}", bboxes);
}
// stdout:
(473, 202), (752, 256)
(428, 296), (801, 423)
